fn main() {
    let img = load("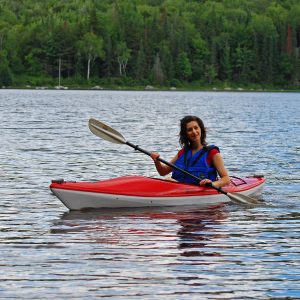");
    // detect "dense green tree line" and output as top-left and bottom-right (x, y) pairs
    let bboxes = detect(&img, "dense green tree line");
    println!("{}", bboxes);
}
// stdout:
(0, 0), (300, 88)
